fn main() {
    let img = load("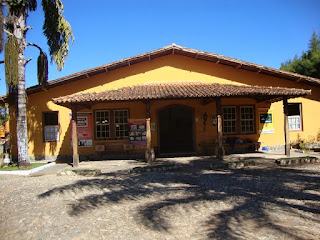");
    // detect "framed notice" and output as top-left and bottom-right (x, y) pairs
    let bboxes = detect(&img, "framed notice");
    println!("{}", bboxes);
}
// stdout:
(70, 112), (93, 147)
(128, 119), (147, 148)
(260, 113), (272, 123)
(258, 109), (274, 134)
